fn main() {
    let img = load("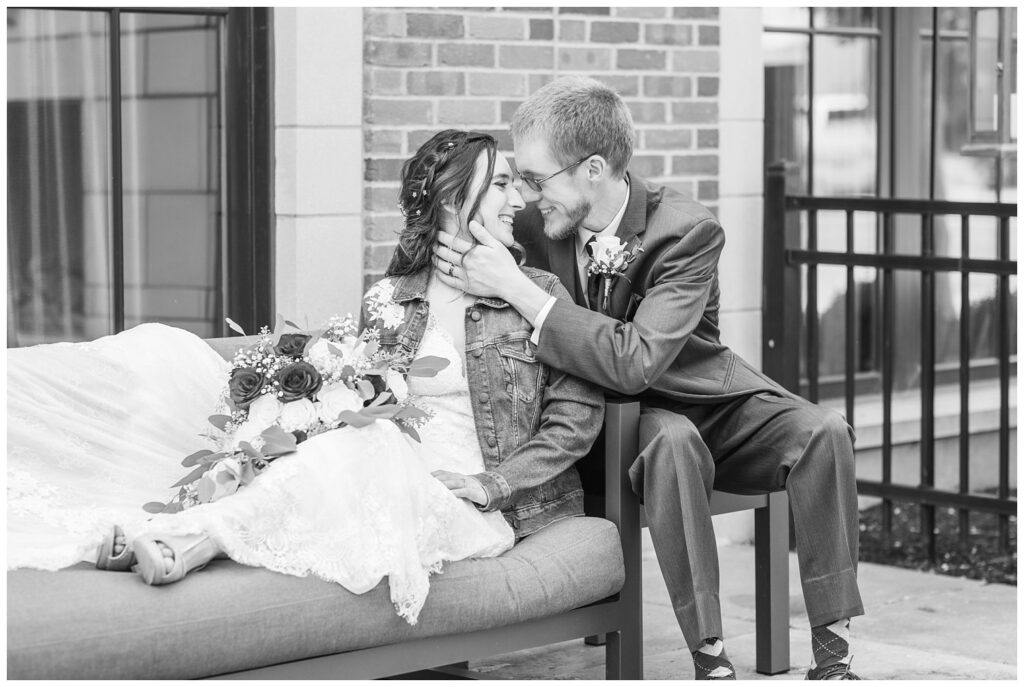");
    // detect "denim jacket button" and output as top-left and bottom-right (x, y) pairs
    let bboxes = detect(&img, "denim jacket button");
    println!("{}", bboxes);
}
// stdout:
(479, 393), (489, 403)
(469, 310), (481, 322)
(472, 348), (482, 357)
(486, 436), (497, 447)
